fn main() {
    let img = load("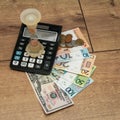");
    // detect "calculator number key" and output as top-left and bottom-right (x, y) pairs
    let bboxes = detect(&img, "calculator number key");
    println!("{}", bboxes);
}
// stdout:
(29, 58), (36, 63)
(12, 60), (19, 66)
(21, 62), (27, 67)
(28, 63), (34, 68)
(36, 59), (43, 64)
(22, 57), (29, 62)
(24, 52), (29, 57)
(38, 54), (44, 59)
